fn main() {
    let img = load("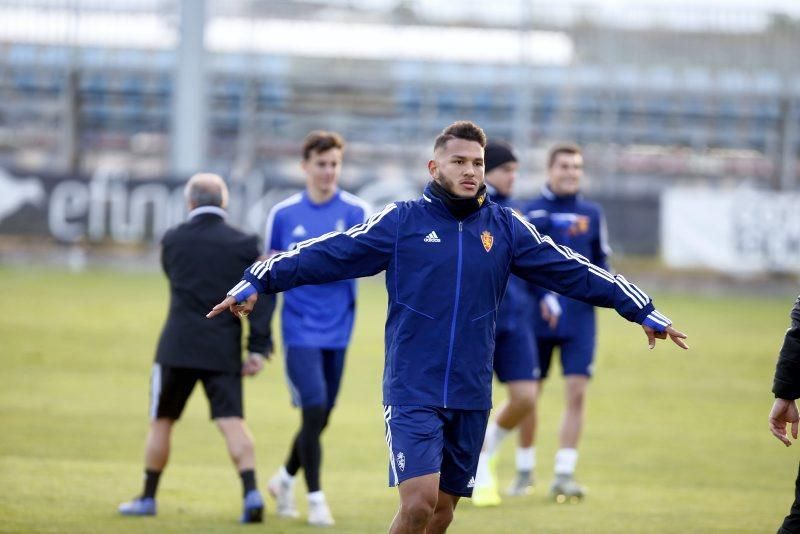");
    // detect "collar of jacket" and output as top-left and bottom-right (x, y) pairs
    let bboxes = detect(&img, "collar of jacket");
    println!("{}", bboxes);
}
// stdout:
(188, 206), (227, 220)
(424, 181), (489, 220)
(541, 184), (580, 203)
